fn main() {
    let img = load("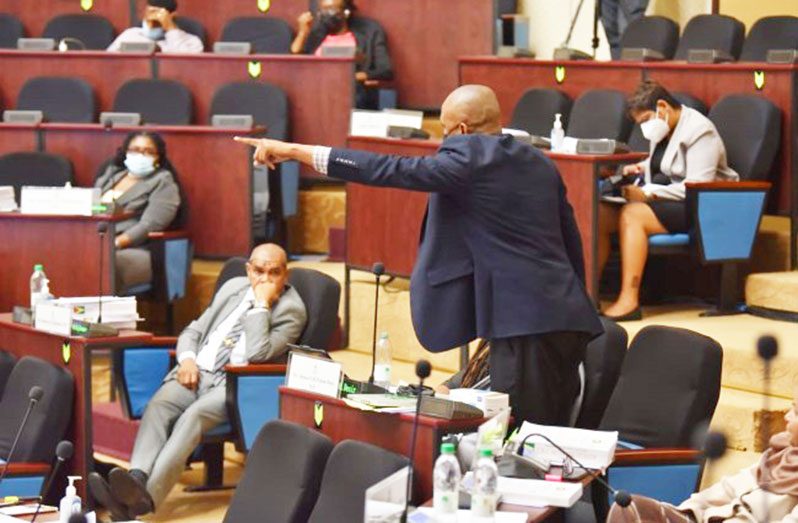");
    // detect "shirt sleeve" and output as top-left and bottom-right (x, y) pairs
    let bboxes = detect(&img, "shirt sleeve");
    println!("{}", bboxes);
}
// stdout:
(313, 146), (332, 175)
